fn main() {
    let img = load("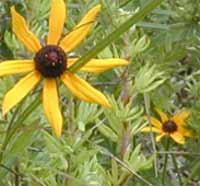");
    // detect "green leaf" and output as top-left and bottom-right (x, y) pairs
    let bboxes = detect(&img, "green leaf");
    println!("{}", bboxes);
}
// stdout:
(133, 64), (167, 93)
(98, 124), (118, 142)
(111, 158), (119, 185)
